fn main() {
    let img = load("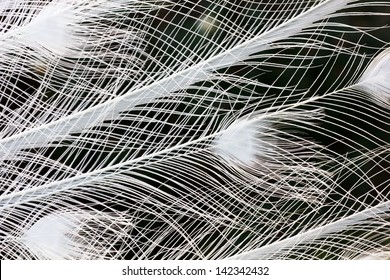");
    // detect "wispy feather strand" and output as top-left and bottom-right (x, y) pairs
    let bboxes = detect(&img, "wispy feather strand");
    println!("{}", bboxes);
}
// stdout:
(0, 0), (389, 259)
